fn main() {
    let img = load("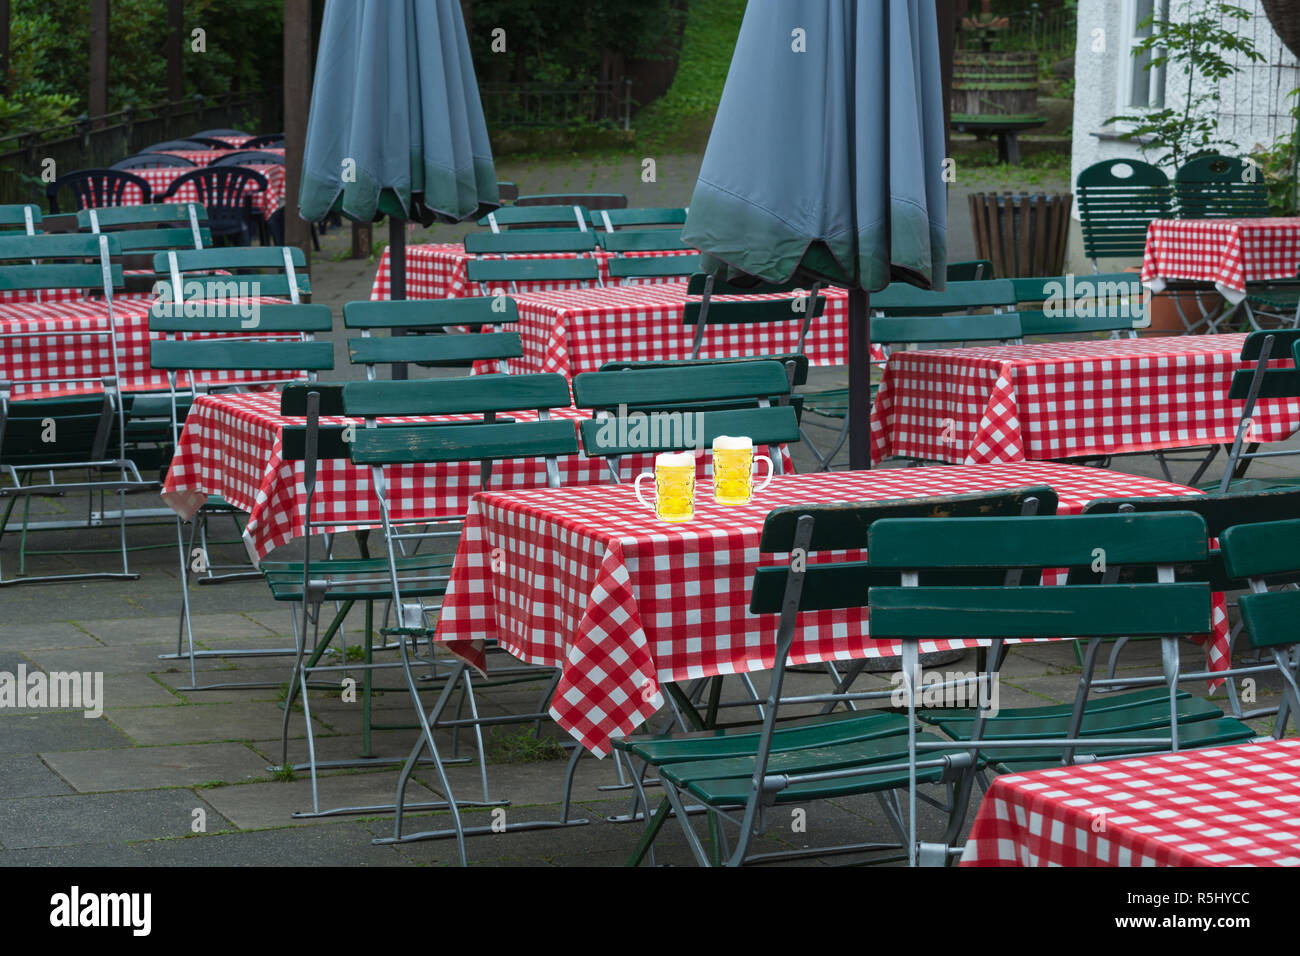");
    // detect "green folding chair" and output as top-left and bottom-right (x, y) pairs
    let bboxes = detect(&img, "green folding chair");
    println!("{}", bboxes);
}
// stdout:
(1174, 154), (1269, 220)
(465, 256), (600, 295)
(1082, 485), (1300, 721)
(477, 204), (591, 233)
(462, 231), (597, 256)
(343, 296), (521, 379)
(1076, 158), (1175, 270)
(0, 233), (155, 585)
(946, 259), (991, 282)
(596, 230), (692, 253)
(1006, 273), (1143, 338)
(148, 298), (333, 690)
(1222, 517), (1300, 736)
(608, 254), (700, 283)
(339, 374), (590, 862)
